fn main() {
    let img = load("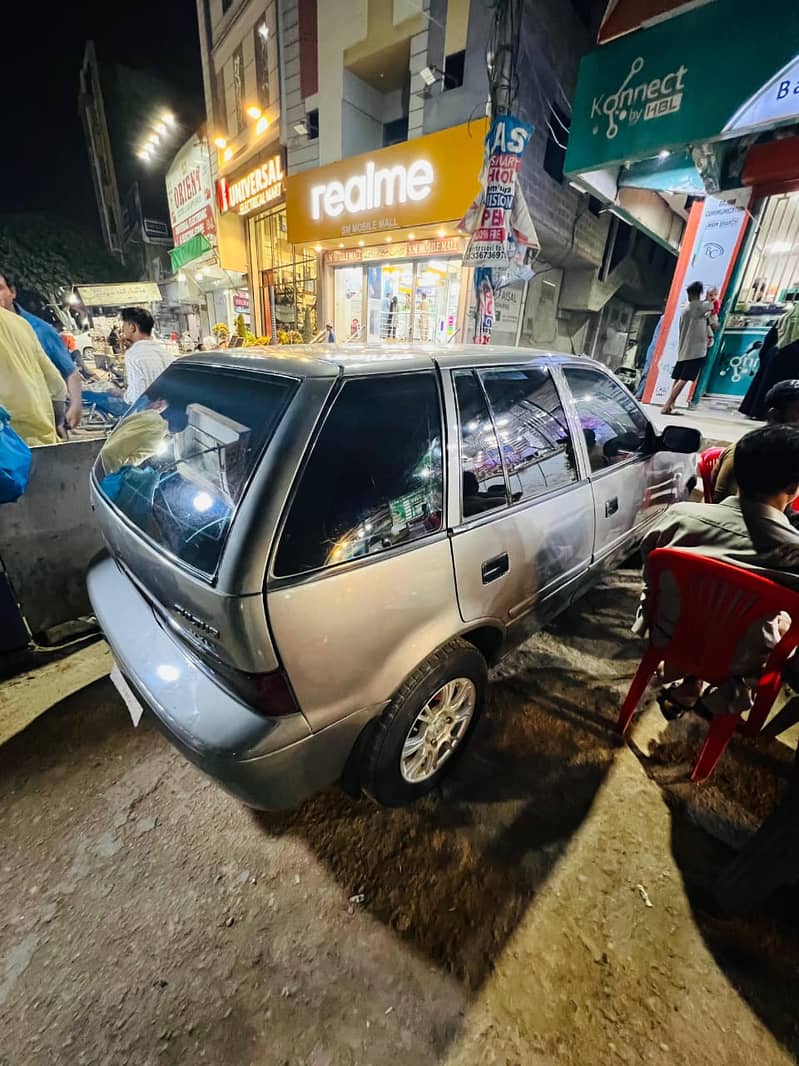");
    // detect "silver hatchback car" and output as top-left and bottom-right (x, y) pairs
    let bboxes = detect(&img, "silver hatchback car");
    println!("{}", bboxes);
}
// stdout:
(88, 346), (699, 808)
